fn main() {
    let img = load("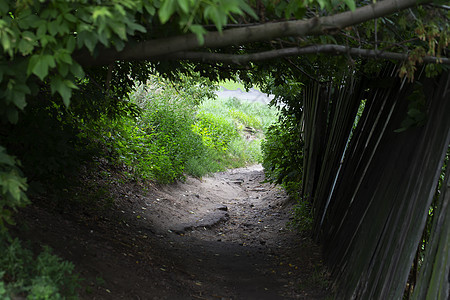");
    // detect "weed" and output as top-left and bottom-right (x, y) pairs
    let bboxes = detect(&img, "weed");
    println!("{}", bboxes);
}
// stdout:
(298, 263), (331, 293)
(288, 199), (313, 233)
(0, 237), (80, 299)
